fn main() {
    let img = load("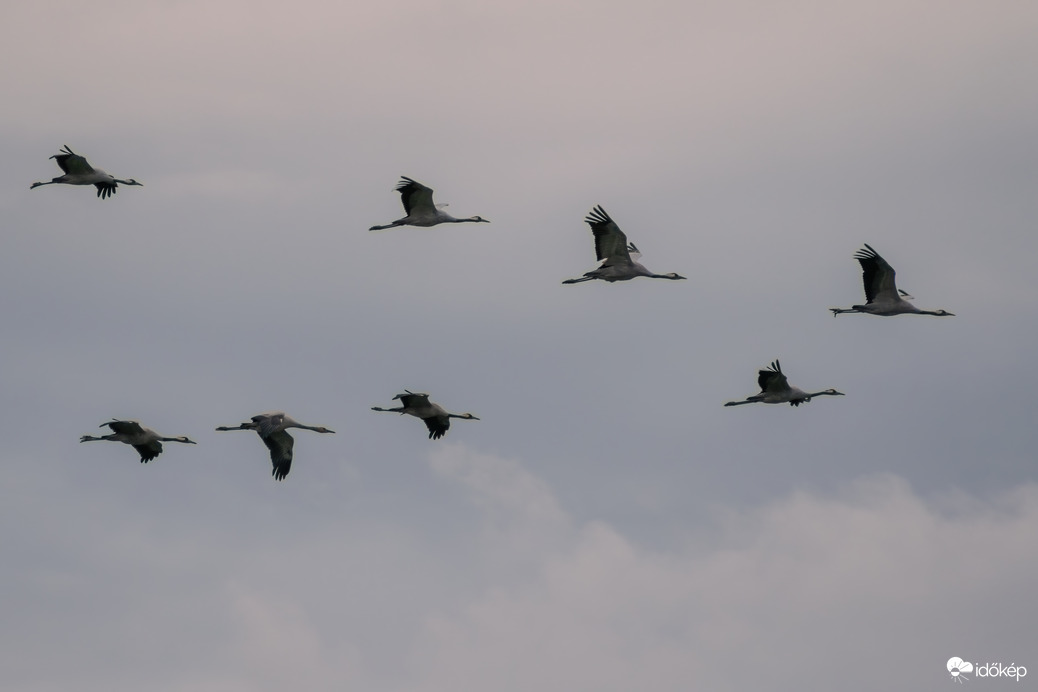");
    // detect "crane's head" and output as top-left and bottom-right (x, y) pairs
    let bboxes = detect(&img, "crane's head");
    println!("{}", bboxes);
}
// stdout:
(933, 309), (954, 317)
(663, 273), (687, 280)
(176, 436), (198, 444)
(469, 216), (489, 223)
(312, 426), (335, 434)
(122, 179), (143, 187)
